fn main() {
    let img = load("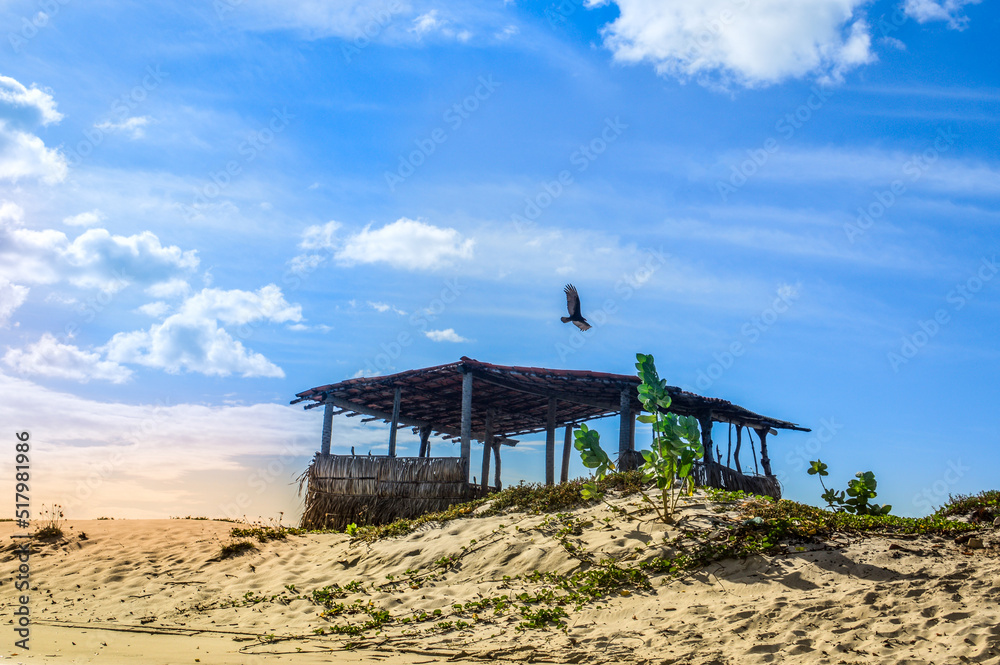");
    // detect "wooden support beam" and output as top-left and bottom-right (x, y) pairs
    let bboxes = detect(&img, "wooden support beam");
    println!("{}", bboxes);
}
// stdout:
(387, 387), (401, 457)
(493, 441), (502, 491)
(545, 397), (557, 486)
(481, 410), (494, 497)
(321, 402), (334, 456)
(734, 426), (743, 474)
(618, 387), (635, 470)
(756, 427), (773, 477)
(561, 424), (573, 484)
(467, 368), (624, 412)
(698, 415), (714, 464)
(418, 426), (431, 458)
(461, 370), (473, 480)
